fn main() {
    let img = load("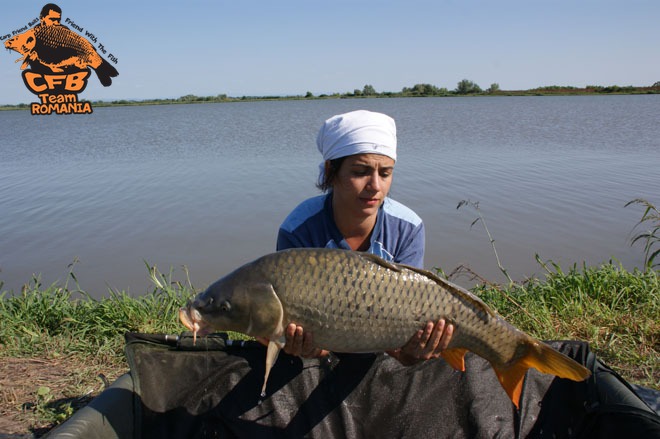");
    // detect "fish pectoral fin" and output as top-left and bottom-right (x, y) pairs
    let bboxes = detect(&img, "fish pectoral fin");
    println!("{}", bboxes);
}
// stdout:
(441, 348), (468, 372)
(262, 340), (283, 397)
(246, 282), (284, 337)
(492, 361), (528, 410)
